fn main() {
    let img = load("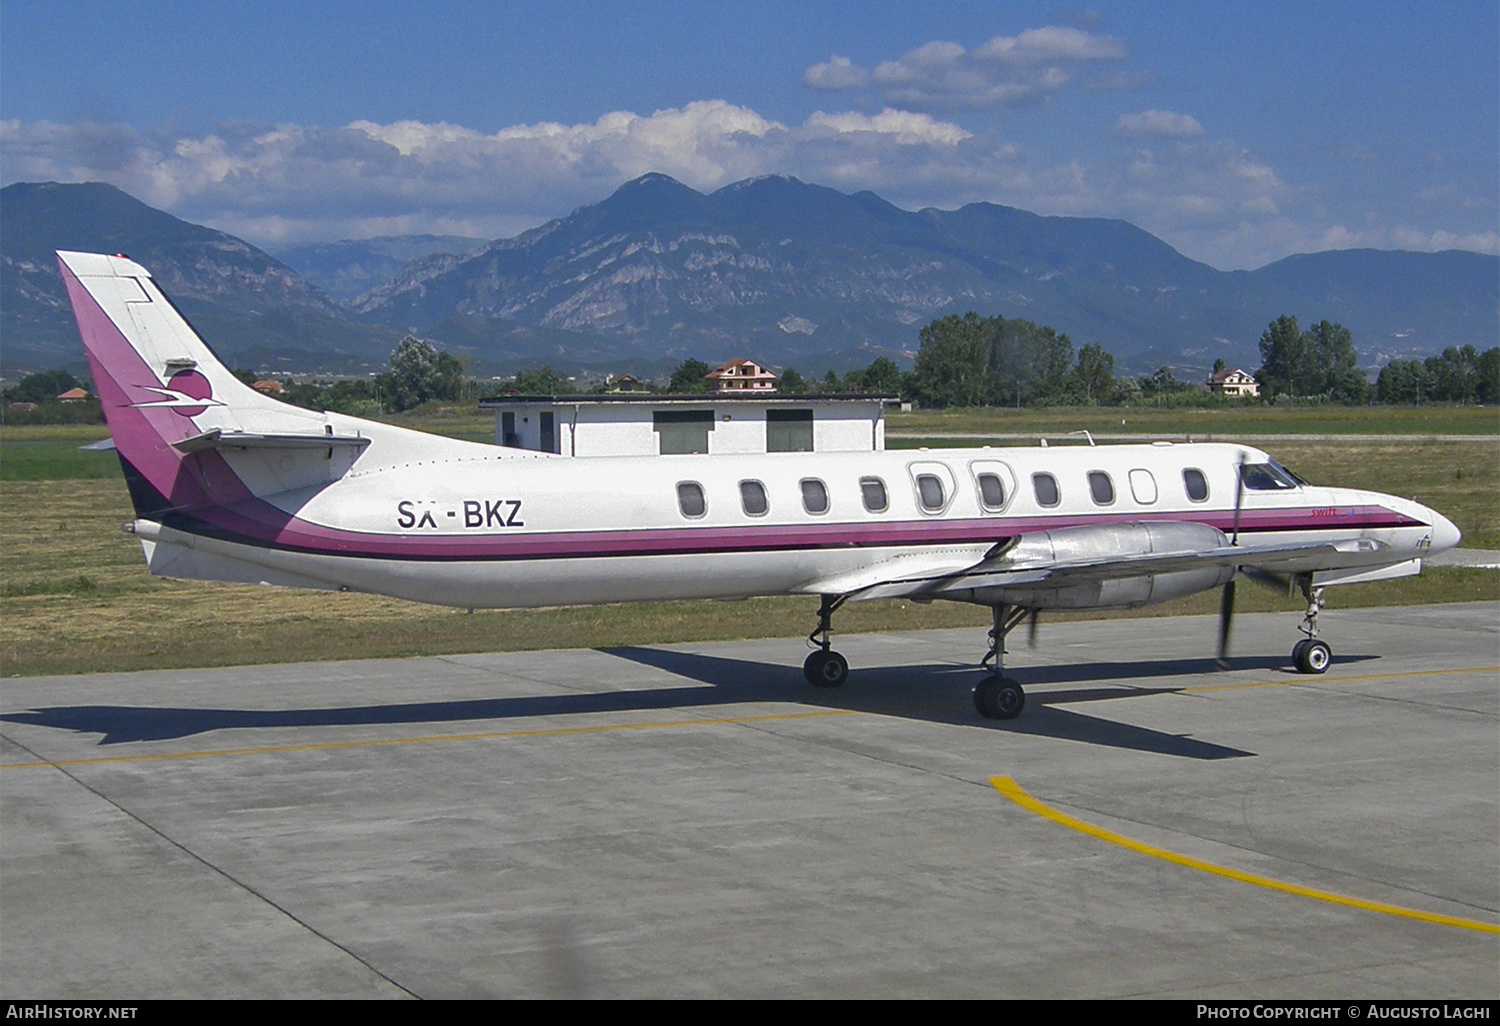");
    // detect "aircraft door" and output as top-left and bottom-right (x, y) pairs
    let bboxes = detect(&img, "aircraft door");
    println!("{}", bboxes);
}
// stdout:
(967, 460), (1017, 514)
